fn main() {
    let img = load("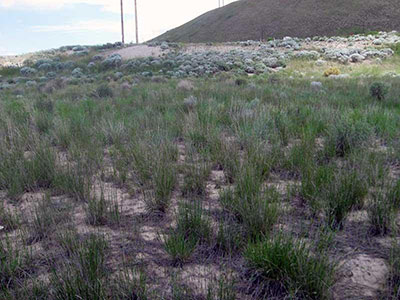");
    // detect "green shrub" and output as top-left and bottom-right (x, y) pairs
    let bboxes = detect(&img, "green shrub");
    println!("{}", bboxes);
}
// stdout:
(370, 82), (389, 101)
(244, 233), (335, 299)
